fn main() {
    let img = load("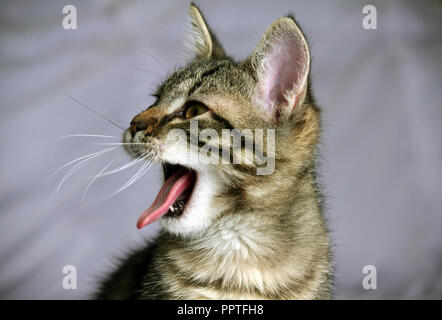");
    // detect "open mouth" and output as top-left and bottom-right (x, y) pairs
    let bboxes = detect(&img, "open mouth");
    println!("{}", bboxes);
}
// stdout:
(136, 163), (196, 229)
